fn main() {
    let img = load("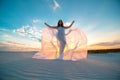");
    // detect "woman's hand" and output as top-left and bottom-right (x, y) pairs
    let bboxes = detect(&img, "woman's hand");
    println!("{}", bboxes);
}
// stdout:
(44, 22), (47, 25)
(44, 22), (50, 27)
(72, 20), (75, 24)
